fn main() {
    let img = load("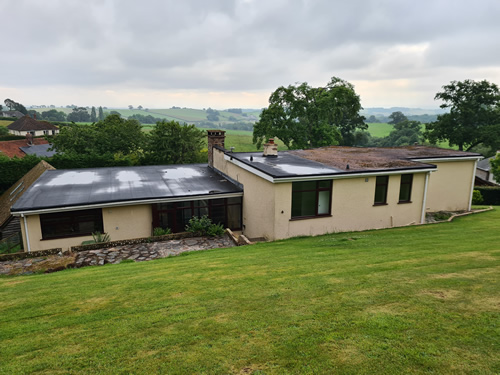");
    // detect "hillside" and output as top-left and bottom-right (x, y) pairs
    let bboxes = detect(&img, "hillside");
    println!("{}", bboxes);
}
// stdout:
(1, 208), (498, 374)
